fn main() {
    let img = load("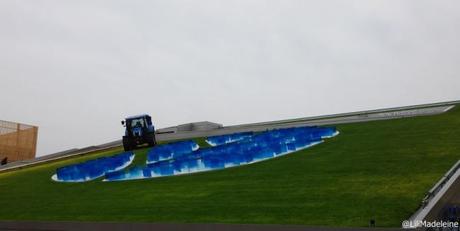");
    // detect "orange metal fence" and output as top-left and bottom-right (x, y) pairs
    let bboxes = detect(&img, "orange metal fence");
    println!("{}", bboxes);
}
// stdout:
(0, 120), (38, 163)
